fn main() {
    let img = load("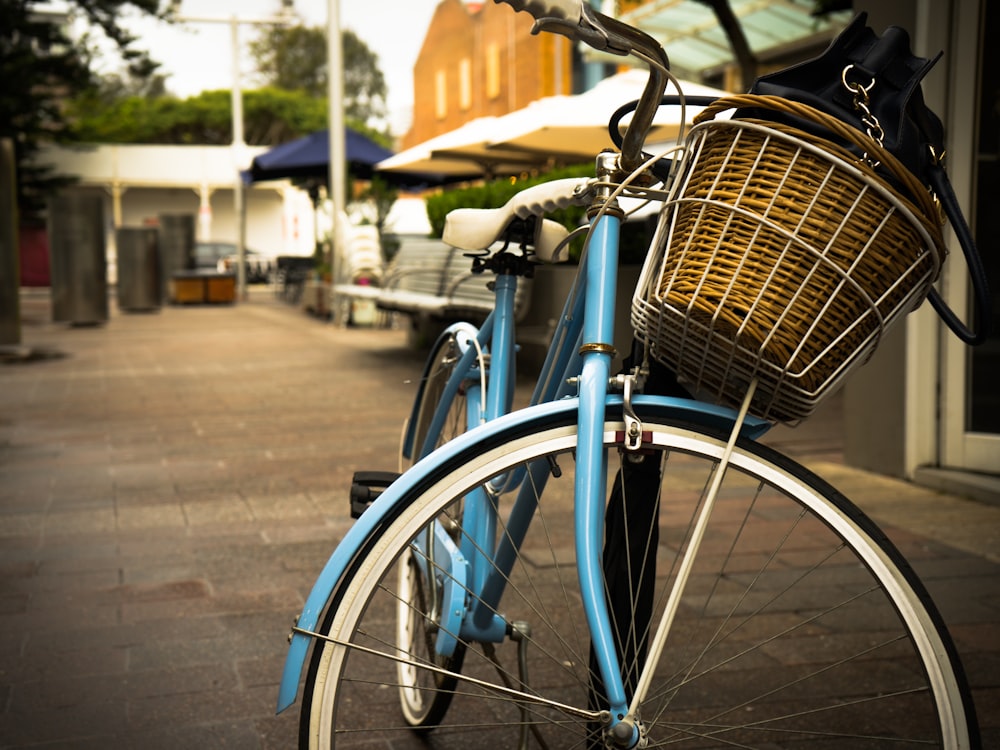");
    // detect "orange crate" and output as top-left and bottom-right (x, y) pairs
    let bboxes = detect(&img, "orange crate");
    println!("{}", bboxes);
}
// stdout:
(170, 274), (205, 304)
(205, 274), (236, 303)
